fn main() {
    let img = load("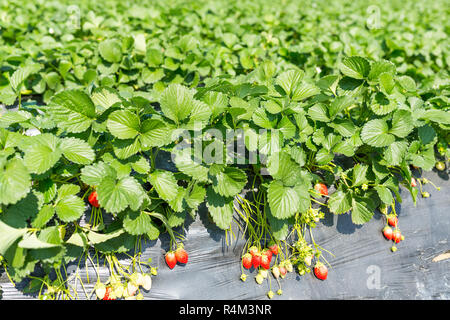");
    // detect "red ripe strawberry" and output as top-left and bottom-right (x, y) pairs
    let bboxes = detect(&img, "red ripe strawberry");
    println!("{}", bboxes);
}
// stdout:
(392, 230), (402, 244)
(242, 253), (252, 269)
(269, 243), (279, 255)
(260, 254), (271, 270)
(103, 286), (113, 300)
(314, 183), (328, 196)
(314, 262), (328, 280)
(88, 191), (100, 208)
(252, 253), (262, 269)
(165, 251), (177, 269)
(262, 249), (272, 261)
(249, 246), (259, 257)
(382, 226), (393, 240)
(175, 246), (189, 264)
(387, 215), (398, 227)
